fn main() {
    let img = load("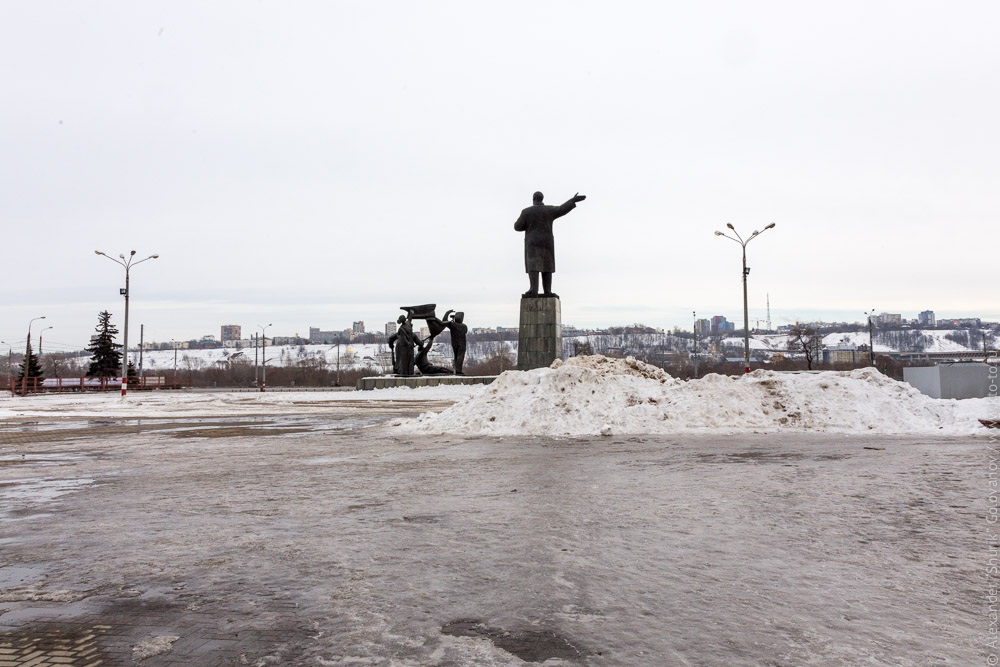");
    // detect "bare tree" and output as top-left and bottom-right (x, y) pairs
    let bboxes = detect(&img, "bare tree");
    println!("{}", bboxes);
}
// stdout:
(787, 324), (820, 370)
